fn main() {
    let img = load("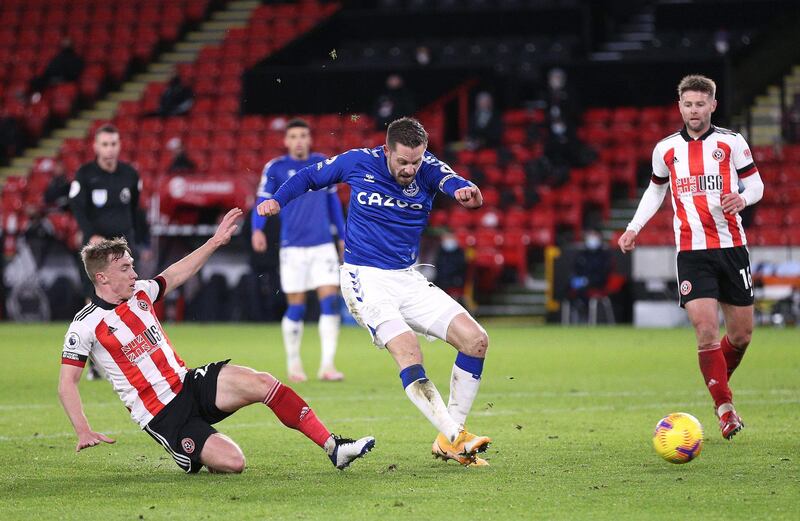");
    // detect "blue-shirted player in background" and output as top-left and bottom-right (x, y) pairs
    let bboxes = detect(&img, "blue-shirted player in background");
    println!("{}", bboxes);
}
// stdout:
(258, 117), (492, 466)
(251, 119), (347, 383)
